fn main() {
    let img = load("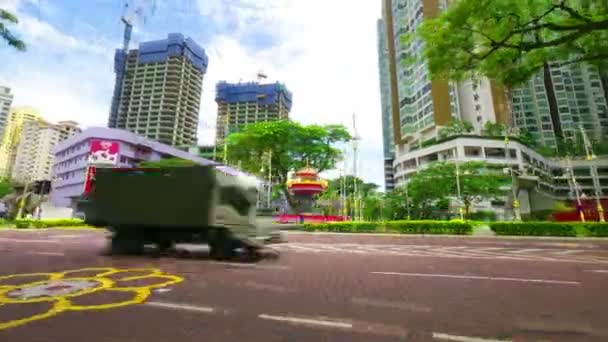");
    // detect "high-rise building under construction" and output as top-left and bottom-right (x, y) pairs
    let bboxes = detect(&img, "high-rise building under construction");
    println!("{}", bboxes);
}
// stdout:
(214, 81), (292, 146)
(108, 33), (208, 147)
